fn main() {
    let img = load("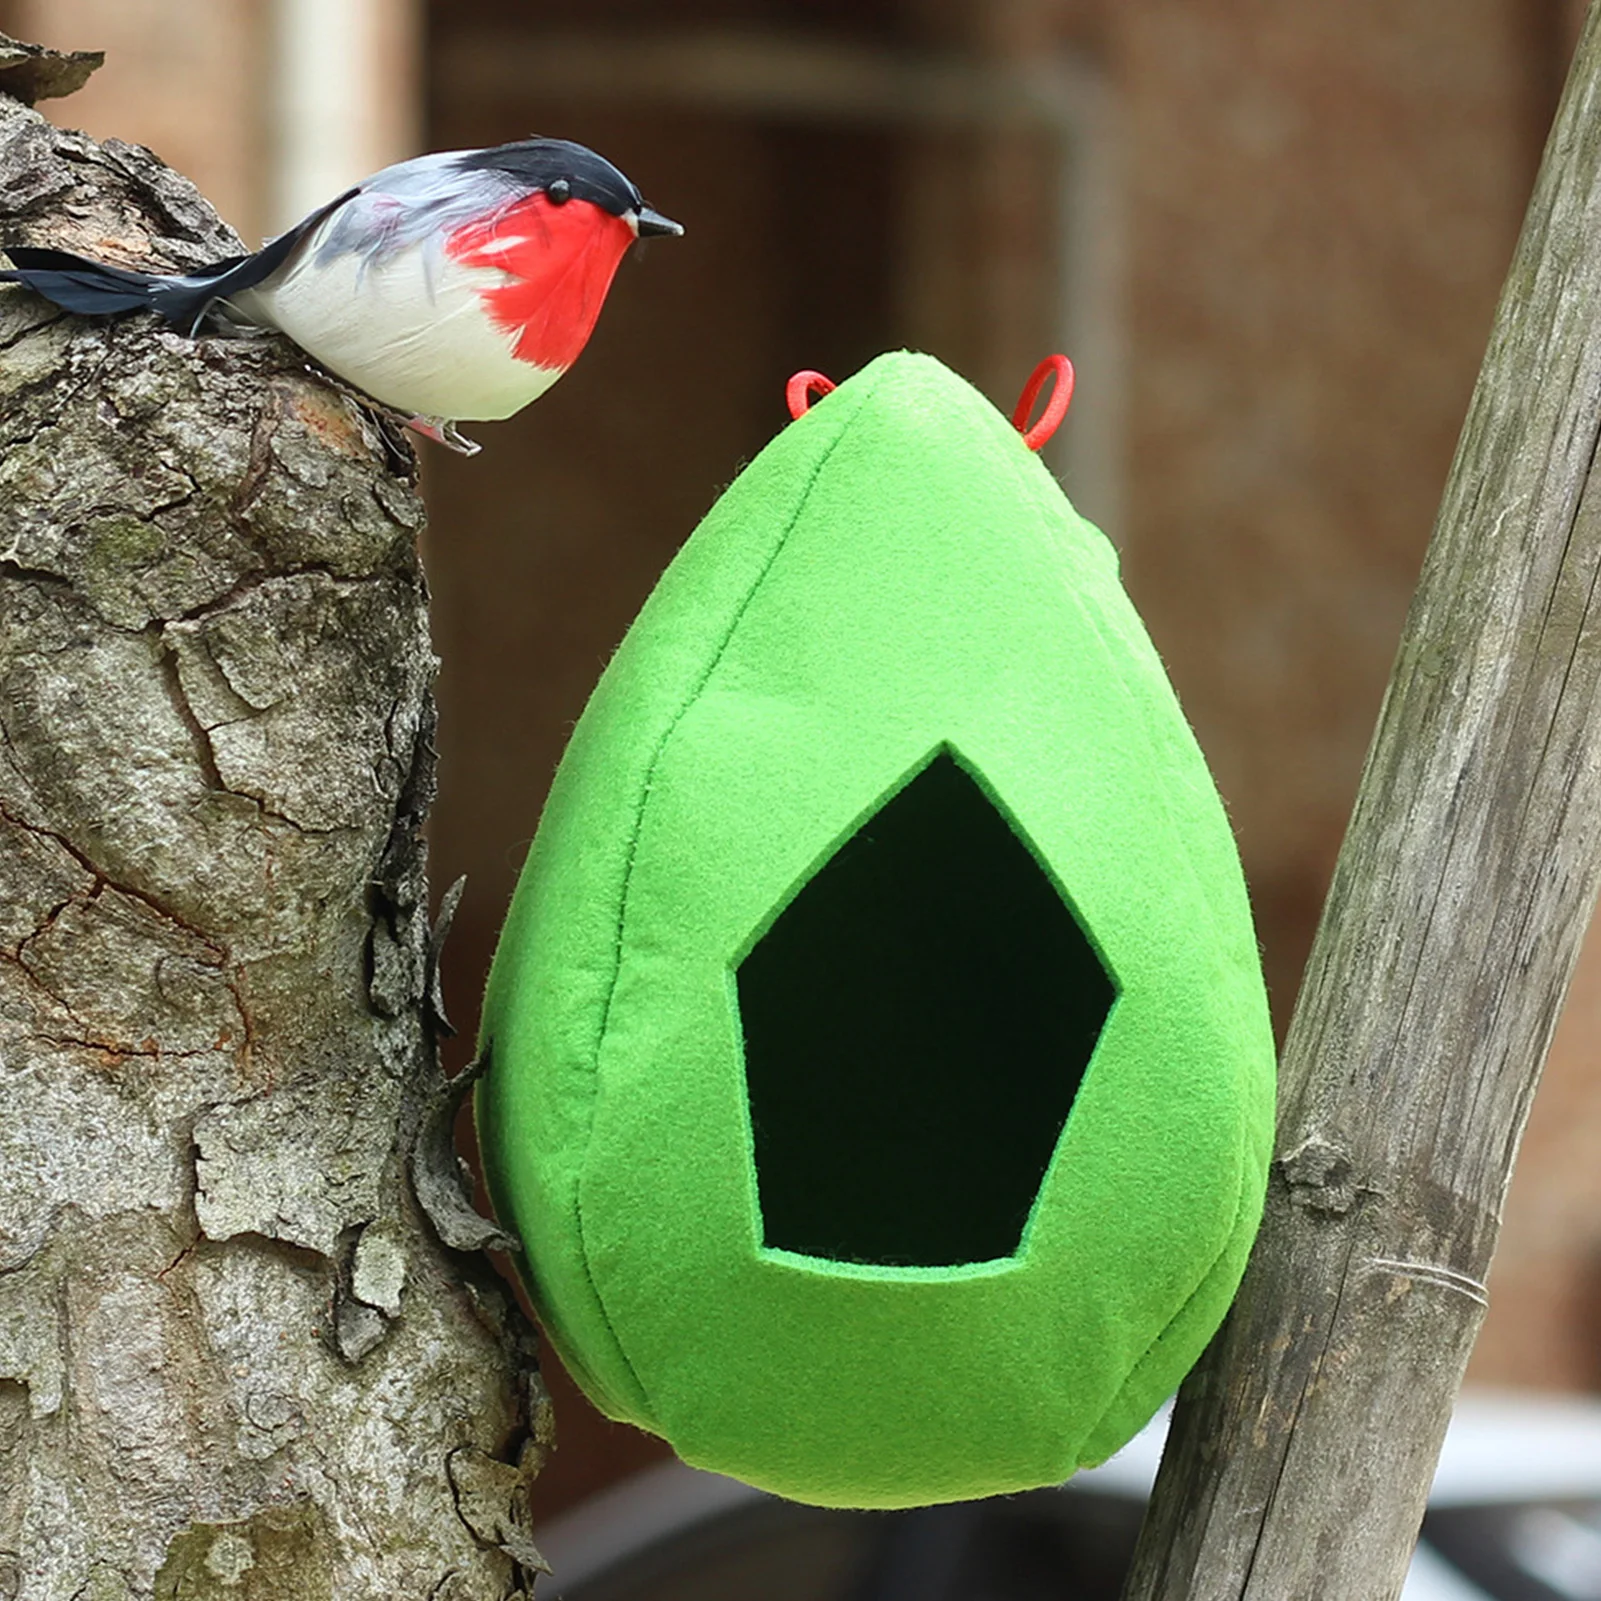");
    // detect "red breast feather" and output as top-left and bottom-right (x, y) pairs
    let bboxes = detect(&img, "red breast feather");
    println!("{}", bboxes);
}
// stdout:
(445, 193), (636, 373)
